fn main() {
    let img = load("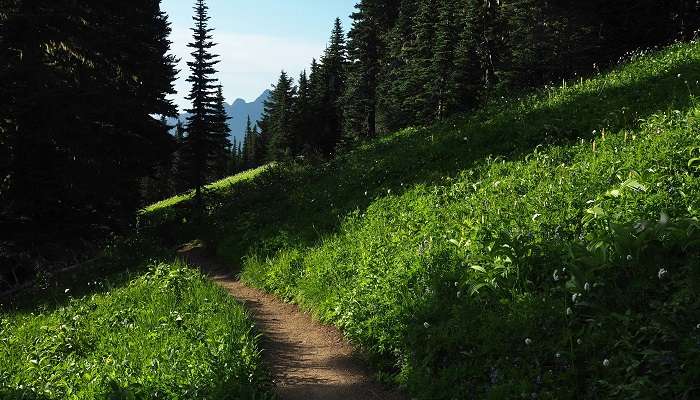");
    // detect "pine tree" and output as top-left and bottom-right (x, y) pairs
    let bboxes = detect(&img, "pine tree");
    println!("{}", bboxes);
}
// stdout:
(377, 0), (419, 131)
(450, 2), (482, 112)
(429, 0), (460, 120)
(249, 124), (262, 166)
(342, 1), (382, 145)
(260, 71), (296, 161)
(317, 18), (348, 155)
(210, 85), (232, 179)
(182, 0), (220, 205)
(293, 70), (314, 155)
(175, 119), (186, 142)
(242, 115), (254, 167)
